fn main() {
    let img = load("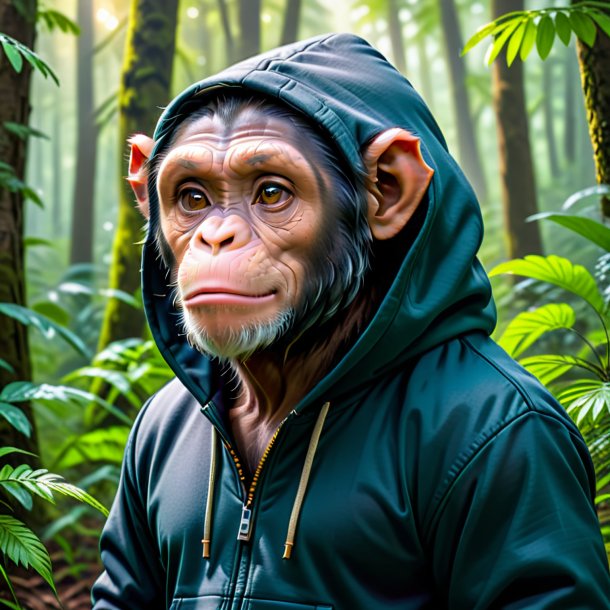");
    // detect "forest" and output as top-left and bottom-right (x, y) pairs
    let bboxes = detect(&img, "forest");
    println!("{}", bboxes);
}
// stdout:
(1, 0), (610, 607)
